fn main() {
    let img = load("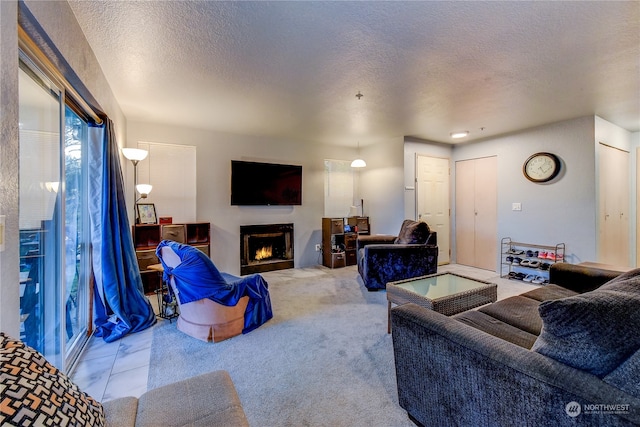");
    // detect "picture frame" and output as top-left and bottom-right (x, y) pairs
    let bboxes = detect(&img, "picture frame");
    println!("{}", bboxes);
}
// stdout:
(136, 203), (157, 224)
